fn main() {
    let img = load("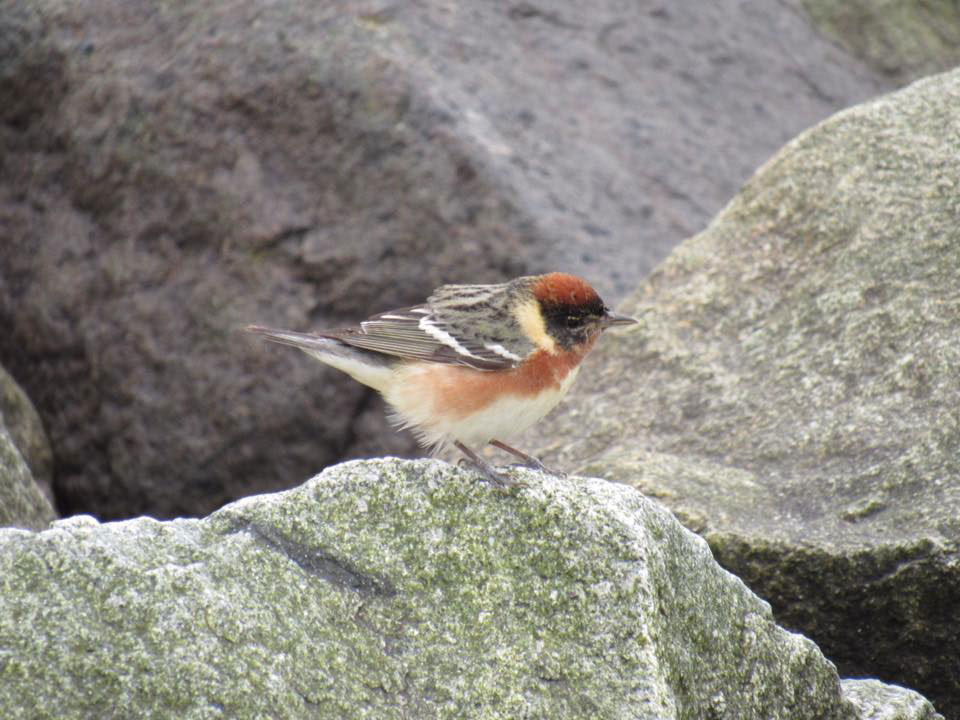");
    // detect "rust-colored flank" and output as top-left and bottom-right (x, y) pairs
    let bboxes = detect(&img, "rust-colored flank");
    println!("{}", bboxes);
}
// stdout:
(428, 343), (594, 417)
